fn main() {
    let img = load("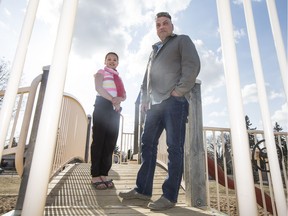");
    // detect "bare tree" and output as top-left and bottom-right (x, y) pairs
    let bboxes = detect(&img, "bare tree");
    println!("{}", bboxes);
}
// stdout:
(274, 122), (287, 172)
(0, 58), (11, 106)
